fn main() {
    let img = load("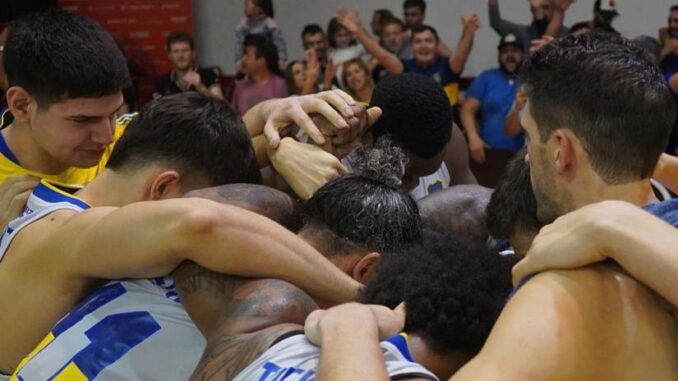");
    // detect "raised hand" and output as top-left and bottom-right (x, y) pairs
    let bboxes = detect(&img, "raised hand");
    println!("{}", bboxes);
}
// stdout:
(182, 71), (203, 87)
(337, 8), (362, 34)
(461, 13), (481, 33)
